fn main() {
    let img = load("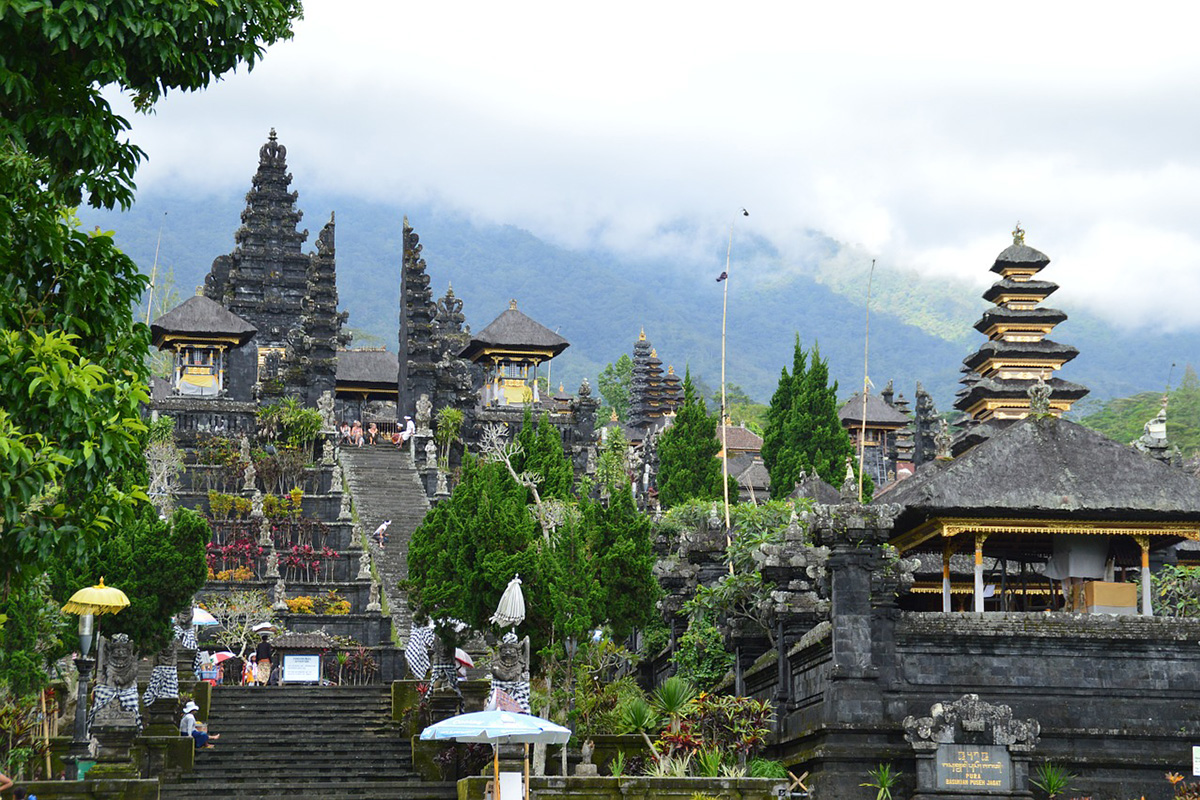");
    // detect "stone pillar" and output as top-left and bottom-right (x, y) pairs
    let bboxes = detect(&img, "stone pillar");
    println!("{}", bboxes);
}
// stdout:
(974, 533), (987, 613)
(943, 542), (953, 613)
(87, 702), (140, 779)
